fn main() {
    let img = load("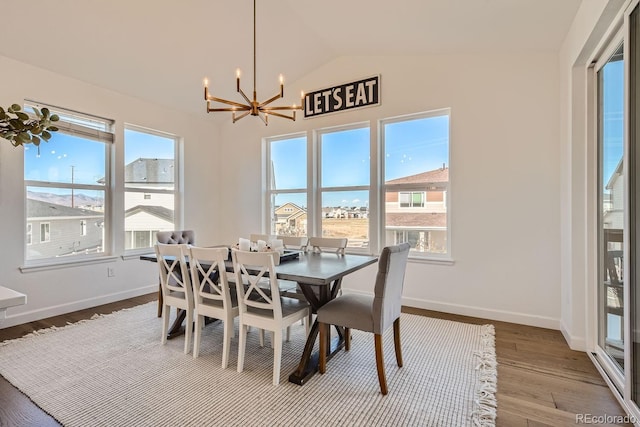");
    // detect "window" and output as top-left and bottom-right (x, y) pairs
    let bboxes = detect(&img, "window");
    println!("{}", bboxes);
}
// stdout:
(399, 191), (425, 208)
(382, 109), (450, 256)
(124, 126), (178, 251)
(26, 223), (32, 245)
(319, 125), (370, 248)
(264, 109), (451, 259)
(266, 135), (307, 237)
(40, 223), (50, 243)
(24, 102), (113, 262)
(80, 220), (87, 236)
